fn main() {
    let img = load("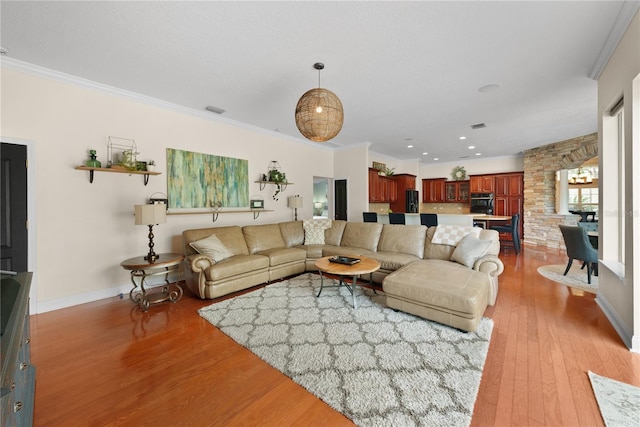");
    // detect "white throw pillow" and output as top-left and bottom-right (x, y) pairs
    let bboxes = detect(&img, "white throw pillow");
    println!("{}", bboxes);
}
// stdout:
(303, 218), (332, 245)
(450, 234), (492, 268)
(189, 234), (233, 262)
